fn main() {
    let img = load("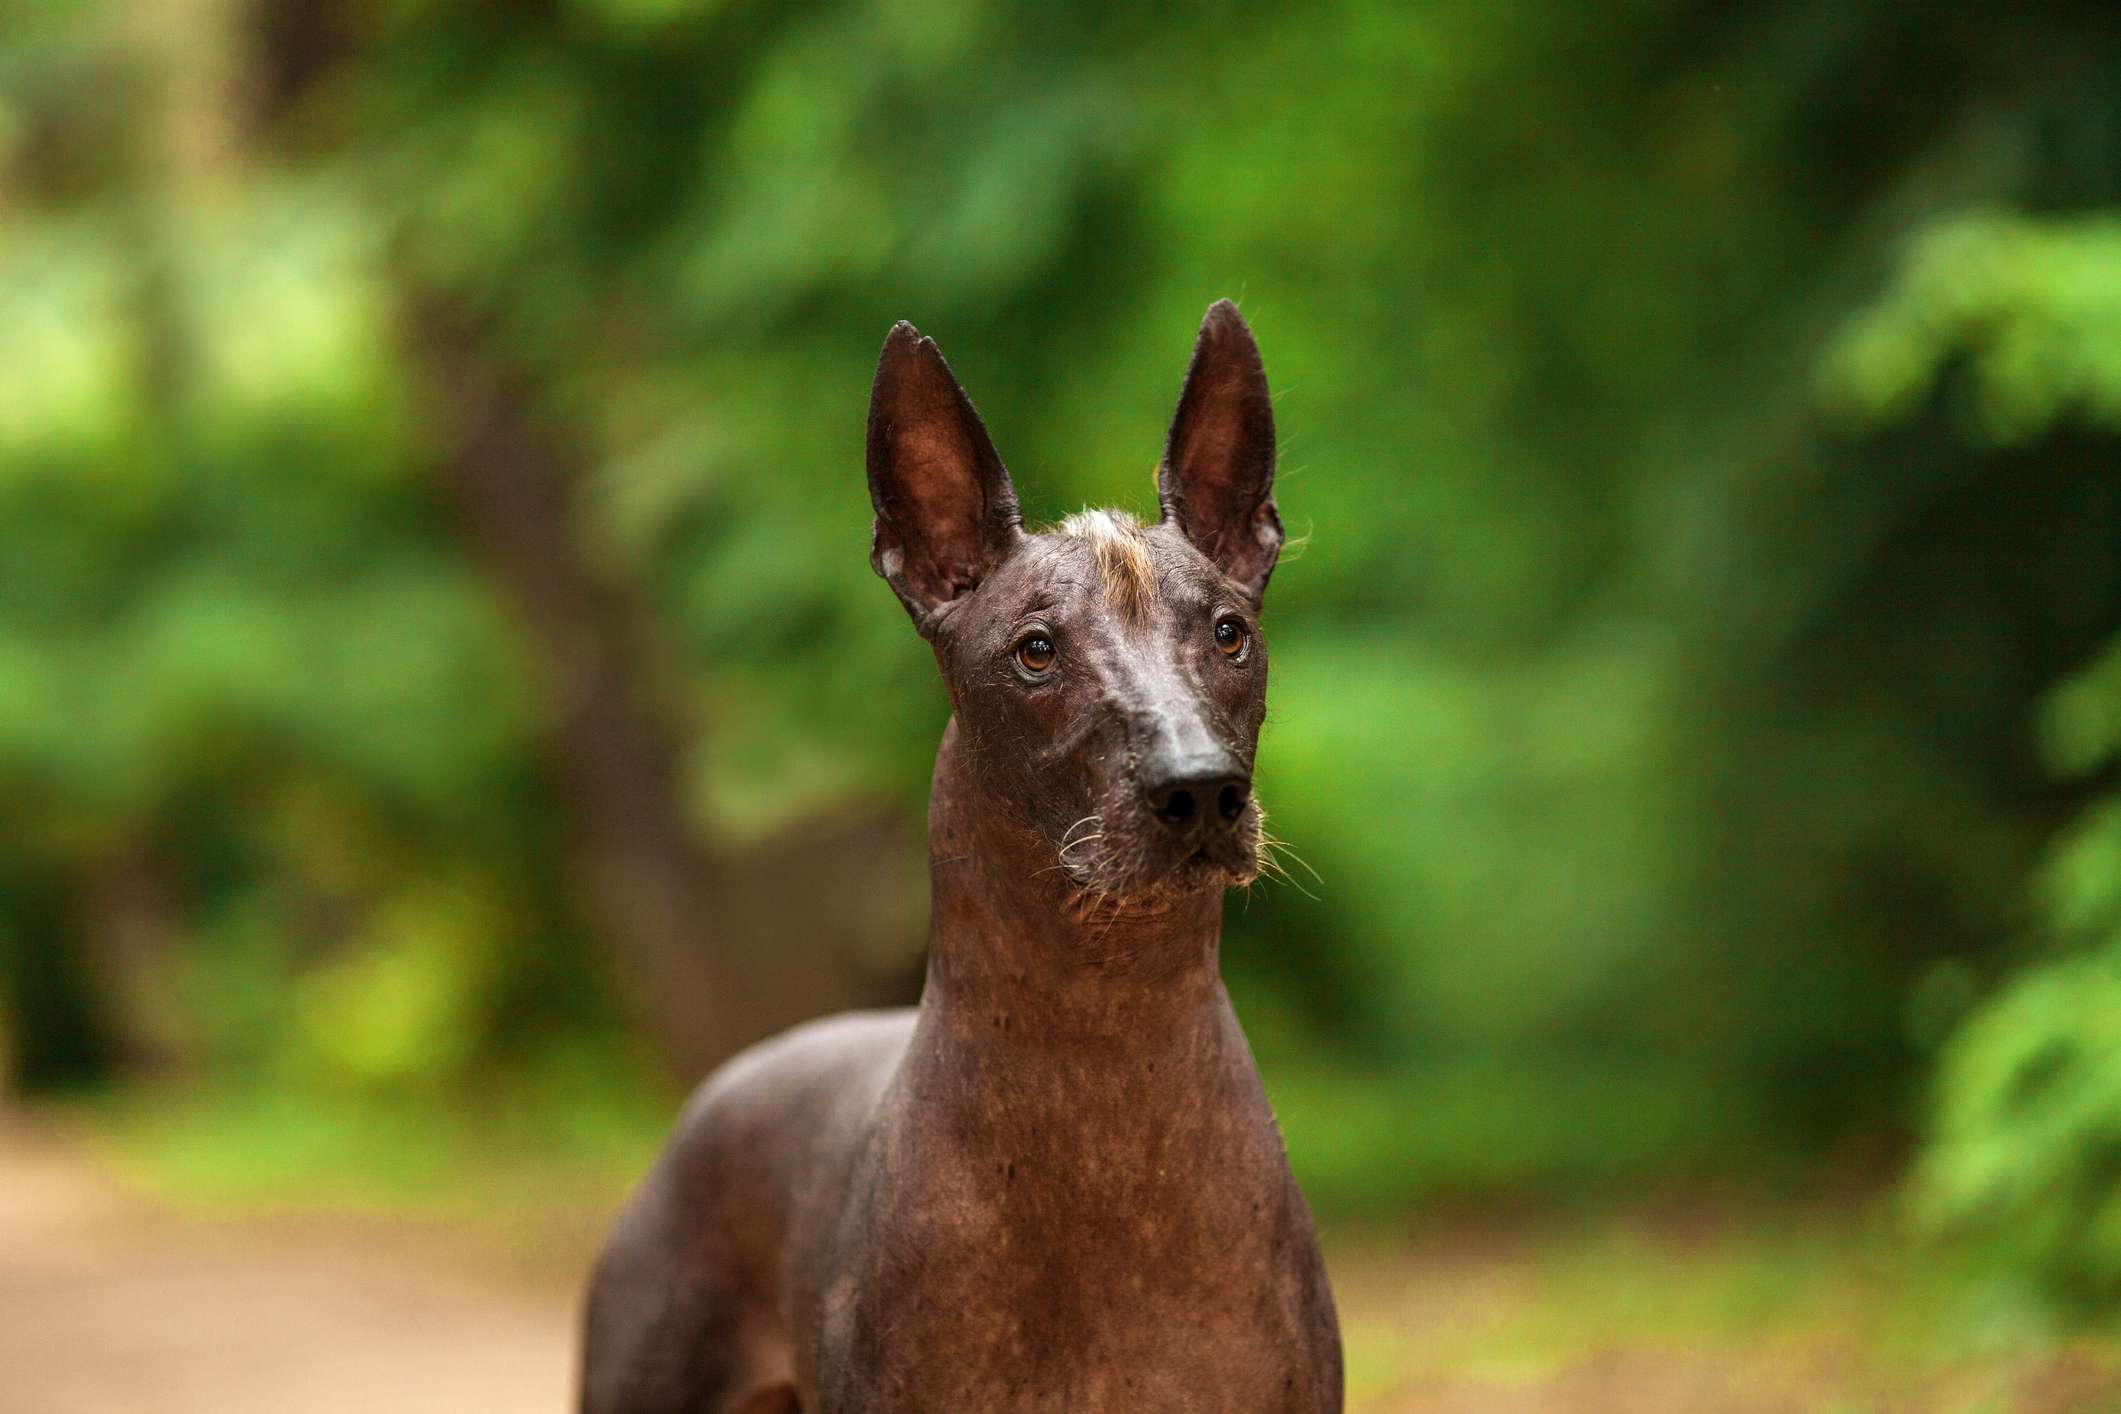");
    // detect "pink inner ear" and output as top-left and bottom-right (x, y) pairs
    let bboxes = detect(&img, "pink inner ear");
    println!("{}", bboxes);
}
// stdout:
(893, 421), (985, 588)
(1173, 400), (1265, 564)
(1179, 418), (1246, 497)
